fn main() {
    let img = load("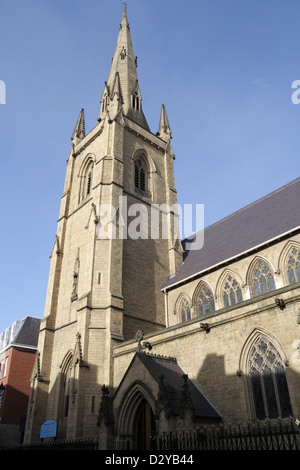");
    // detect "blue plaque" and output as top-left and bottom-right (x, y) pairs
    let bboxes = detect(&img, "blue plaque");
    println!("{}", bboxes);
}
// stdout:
(40, 419), (57, 439)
